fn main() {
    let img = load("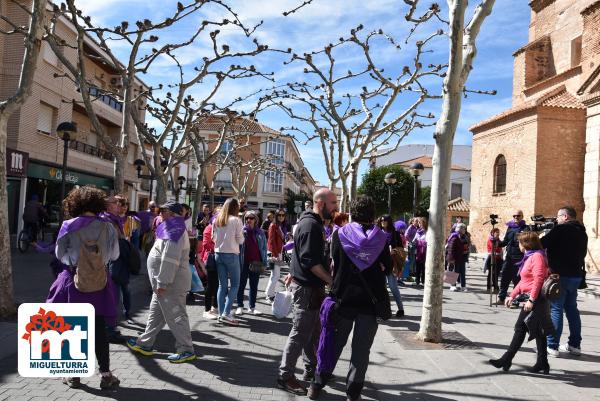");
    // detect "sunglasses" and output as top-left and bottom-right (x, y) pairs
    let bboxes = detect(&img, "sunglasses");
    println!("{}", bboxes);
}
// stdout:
(245, 216), (256, 220)
(513, 215), (522, 218)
